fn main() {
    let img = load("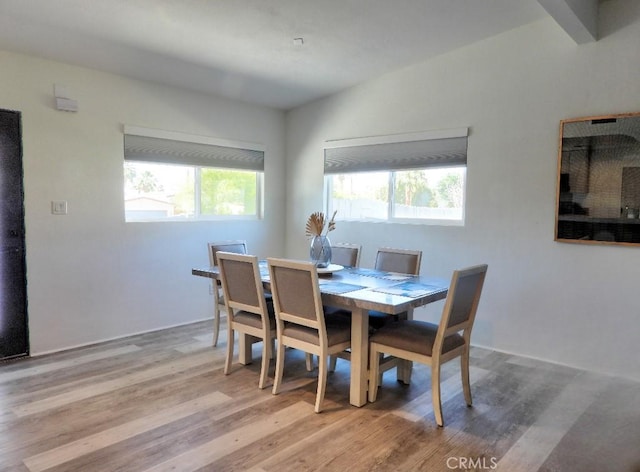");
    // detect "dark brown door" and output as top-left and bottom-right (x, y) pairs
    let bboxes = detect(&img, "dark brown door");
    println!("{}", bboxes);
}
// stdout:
(0, 109), (28, 359)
